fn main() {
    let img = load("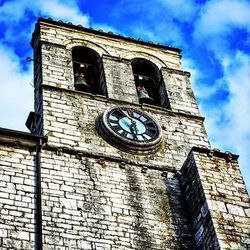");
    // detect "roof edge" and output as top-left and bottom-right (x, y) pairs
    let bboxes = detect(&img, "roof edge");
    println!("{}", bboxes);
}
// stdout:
(31, 17), (182, 53)
(191, 146), (239, 160)
(0, 127), (47, 148)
